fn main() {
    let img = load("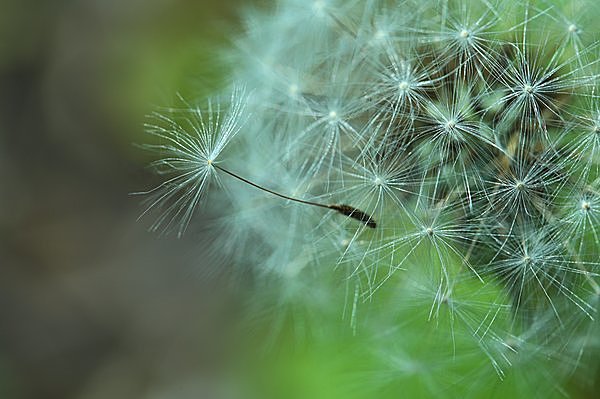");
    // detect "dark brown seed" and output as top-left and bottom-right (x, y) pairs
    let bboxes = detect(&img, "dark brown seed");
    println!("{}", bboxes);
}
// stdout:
(329, 204), (377, 229)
